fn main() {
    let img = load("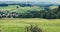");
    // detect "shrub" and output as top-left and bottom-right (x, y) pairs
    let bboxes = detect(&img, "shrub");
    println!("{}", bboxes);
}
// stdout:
(24, 24), (44, 32)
